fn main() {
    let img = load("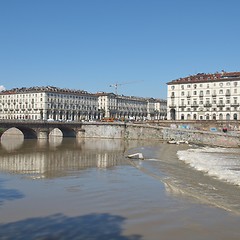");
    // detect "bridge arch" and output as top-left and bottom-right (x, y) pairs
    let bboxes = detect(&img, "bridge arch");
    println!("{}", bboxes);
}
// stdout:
(1, 126), (38, 139)
(50, 127), (77, 138)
